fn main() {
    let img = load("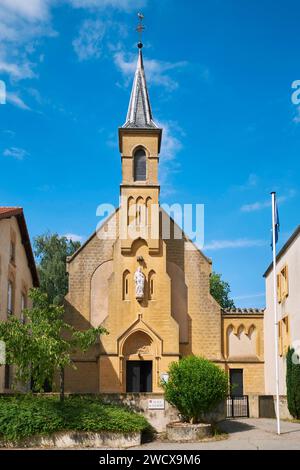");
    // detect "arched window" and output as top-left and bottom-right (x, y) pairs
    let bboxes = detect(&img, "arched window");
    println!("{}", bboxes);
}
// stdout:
(148, 270), (156, 300)
(145, 197), (152, 226)
(127, 196), (135, 226)
(134, 149), (146, 181)
(122, 270), (130, 300)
